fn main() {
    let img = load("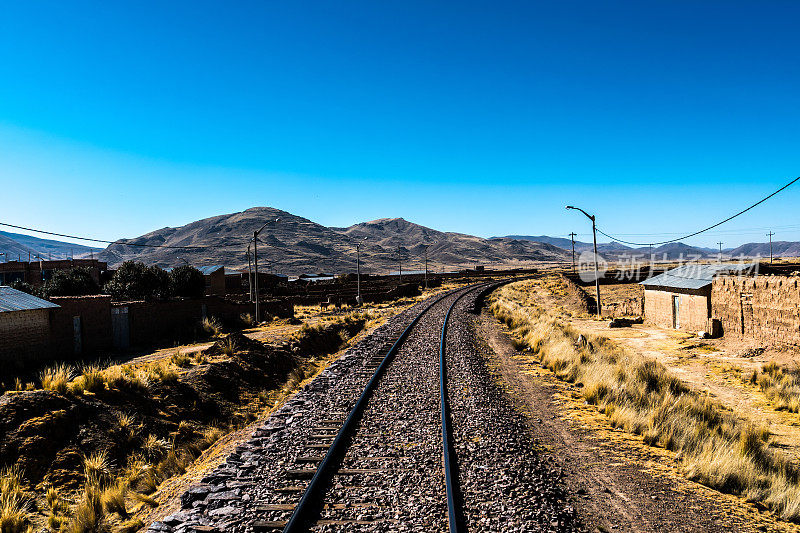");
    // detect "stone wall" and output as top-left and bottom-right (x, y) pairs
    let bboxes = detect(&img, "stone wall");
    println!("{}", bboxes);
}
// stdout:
(712, 275), (800, 345)
(0, 308), (51, 366)
(644, 288), (710, 332)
